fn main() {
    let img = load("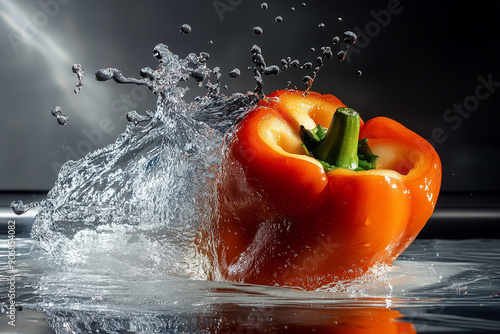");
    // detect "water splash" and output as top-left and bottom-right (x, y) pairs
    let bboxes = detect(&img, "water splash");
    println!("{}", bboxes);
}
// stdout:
(24, 25), (360, 290)
(30, 44), (258, 279)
